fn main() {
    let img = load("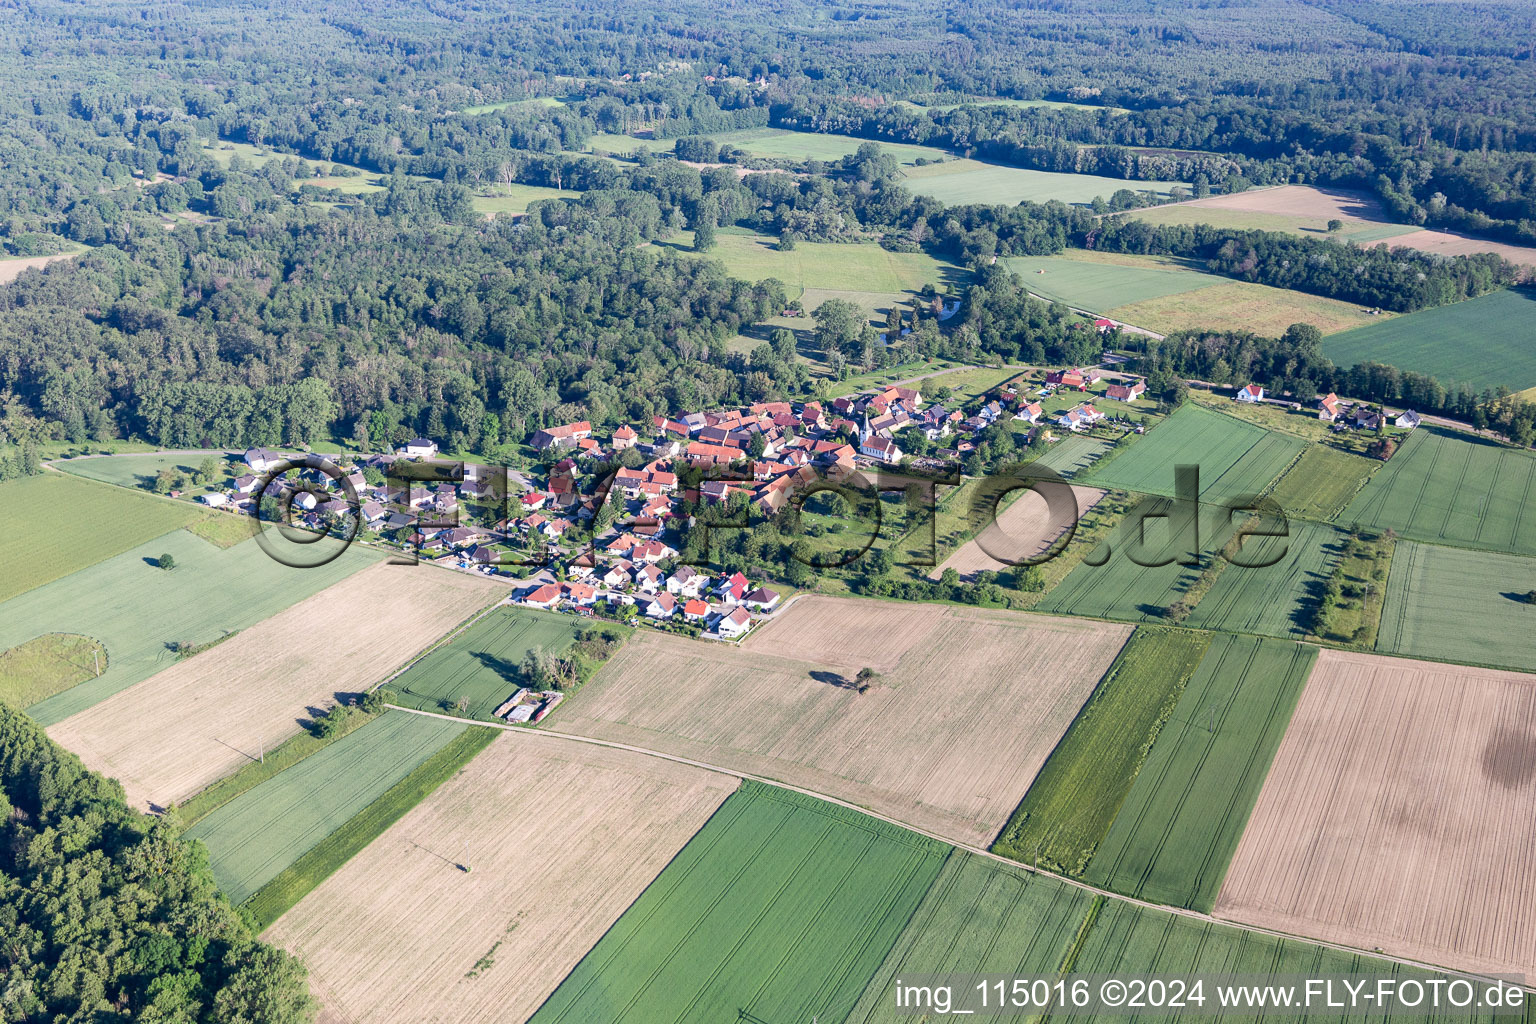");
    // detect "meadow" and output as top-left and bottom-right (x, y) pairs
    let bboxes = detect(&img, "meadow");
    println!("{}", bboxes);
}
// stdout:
(1376, 541), (1536, 672)
(1081, 403), (1305, 506)
(0, 634), (107, 709)
(553, 597), (1131, 846)
(186, 712), (468, 903)
(1106, 278), (1389, 336)
(1185, 518), (1346, 639)
(1002, 250), (1222, 310)
(1032, 435), (1115, 476)
(1265, 442), (1382, 520)
(528, 782), (949, 1024)
(902, 158), (1186, 206)
(390, 606), (587, 720)
(992, 627), (1212, 875)
(666, 231), (963, 303)
(4, 532), (379, 725)
(699, 127), (949, 165)
(268, 732), (738, 1024)
(1085, 635), (1317, 911)
(0, 472), (210, 603)
(1322, 287), (1536, 392)
(56, 451), (235, 490)
(1342, 427), (1536, 556)
(469, 184), (574, 216)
